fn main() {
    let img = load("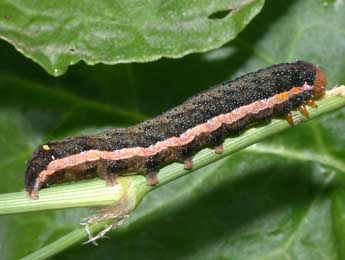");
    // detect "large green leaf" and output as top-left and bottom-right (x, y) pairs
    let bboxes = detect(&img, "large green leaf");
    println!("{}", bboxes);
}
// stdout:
(0, 0), (264, 76)
(1, 0), (345, 259)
